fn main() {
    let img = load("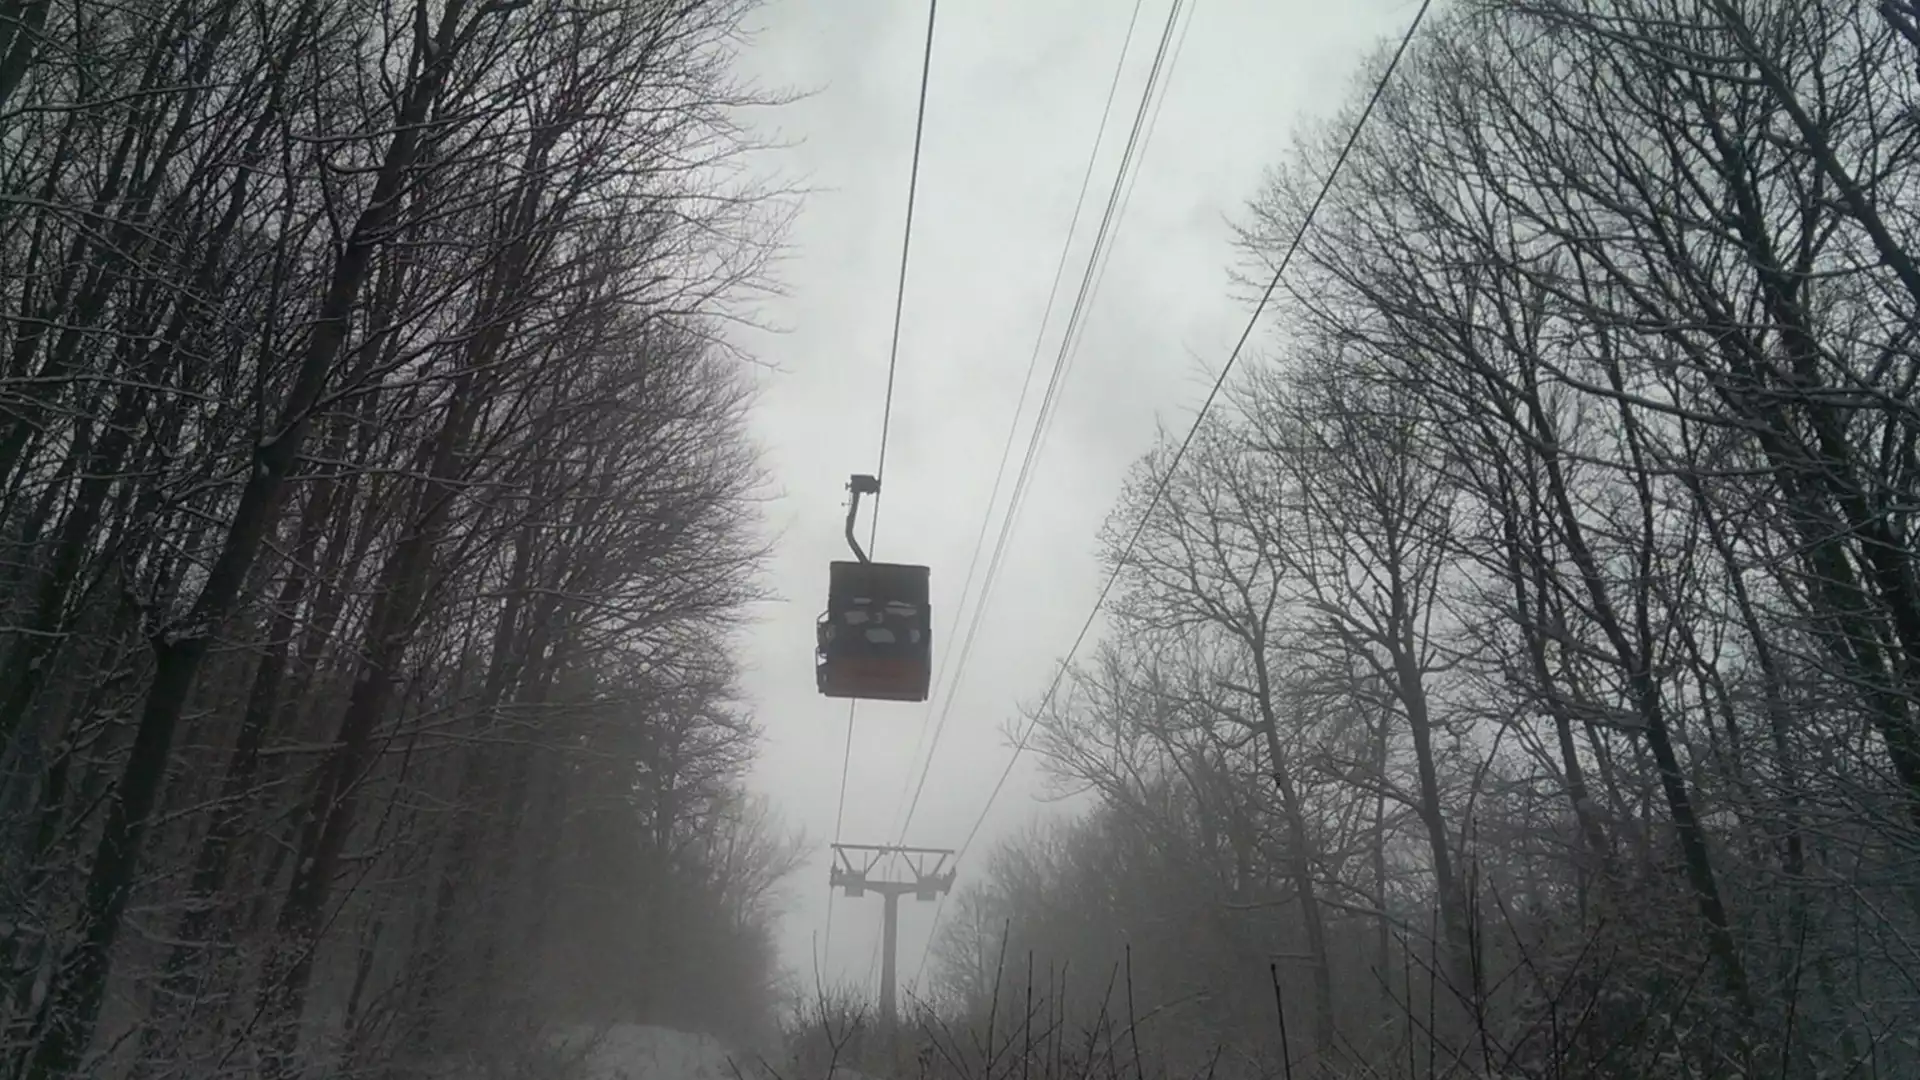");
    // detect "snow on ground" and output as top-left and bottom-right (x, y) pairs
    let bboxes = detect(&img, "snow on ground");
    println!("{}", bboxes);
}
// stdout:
(552, 1024), (880, 1080)
(552, 1025), (741, 1080)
